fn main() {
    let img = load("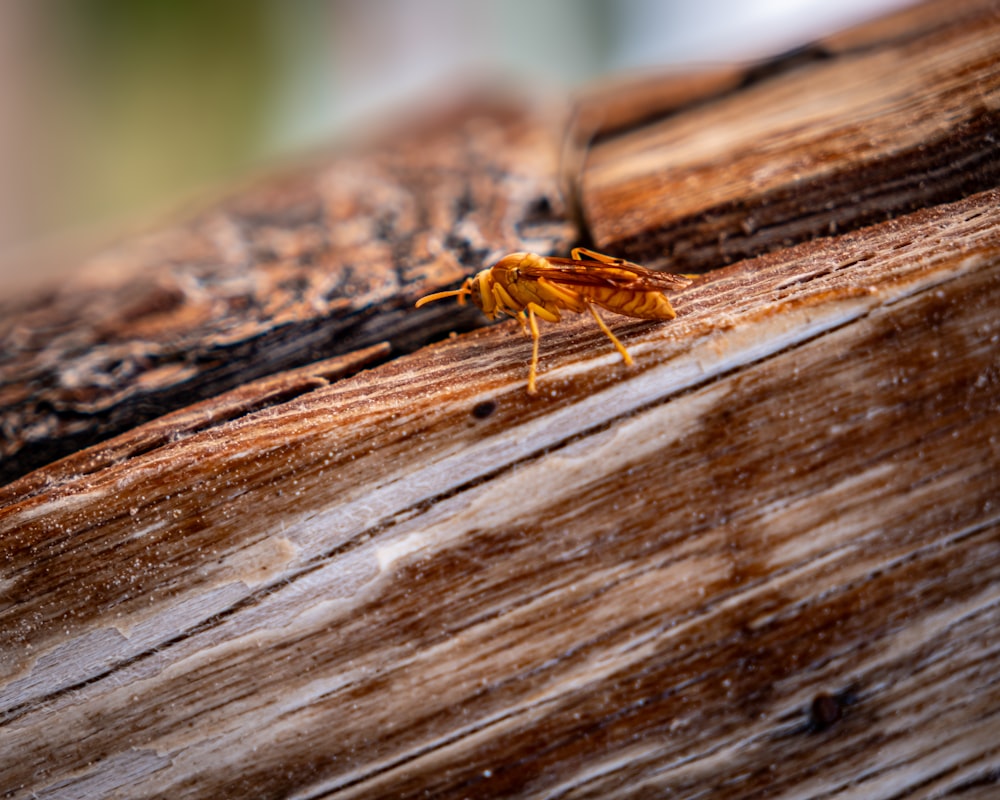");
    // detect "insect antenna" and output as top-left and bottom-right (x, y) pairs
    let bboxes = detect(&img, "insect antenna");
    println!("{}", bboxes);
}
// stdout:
(415, 283), (471, 307)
